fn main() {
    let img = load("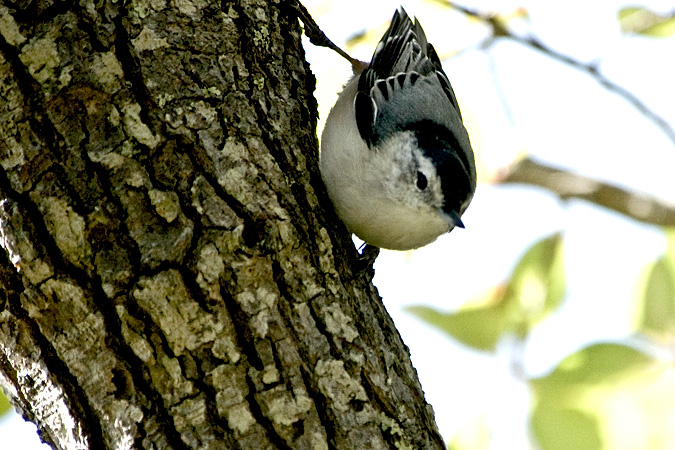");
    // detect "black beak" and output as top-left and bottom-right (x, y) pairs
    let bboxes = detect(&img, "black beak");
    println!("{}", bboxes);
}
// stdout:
(445, 210), (465, 229)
